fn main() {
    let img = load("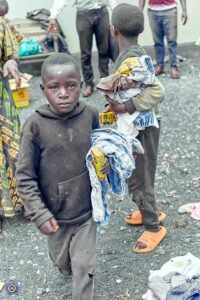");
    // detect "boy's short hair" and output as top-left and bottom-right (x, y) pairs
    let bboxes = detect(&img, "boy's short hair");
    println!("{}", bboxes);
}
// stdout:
(112, 3), (144, 38)
(0, 0), (9, 15)
(41, 53), (81, 81)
